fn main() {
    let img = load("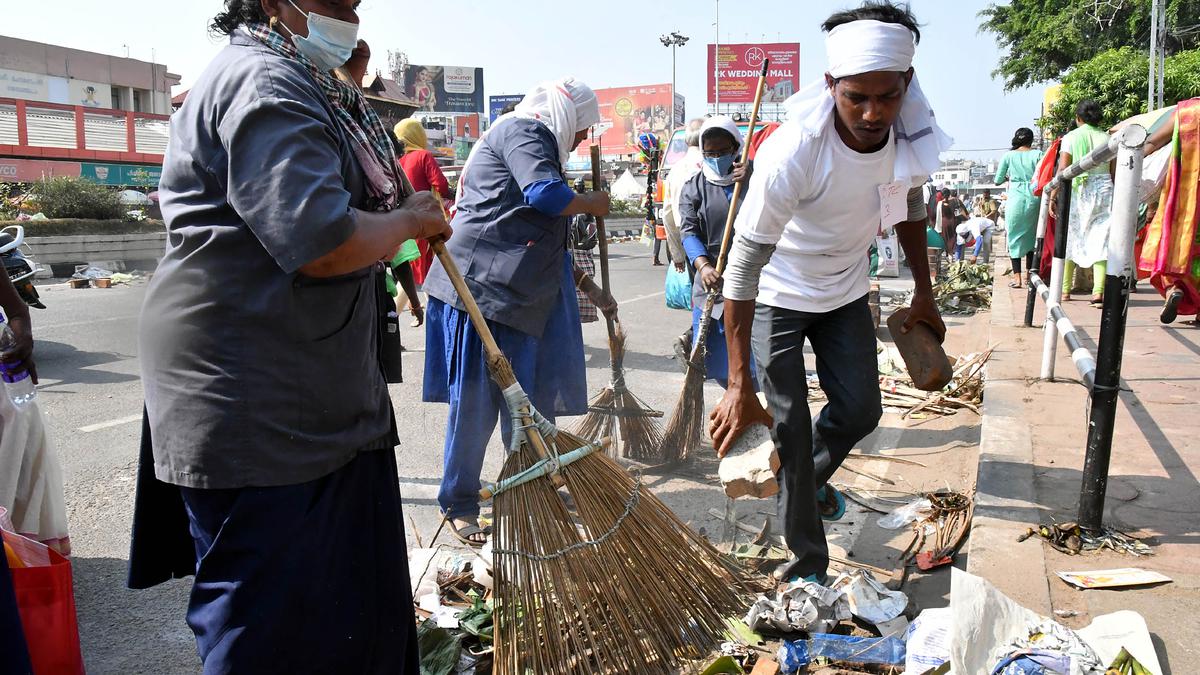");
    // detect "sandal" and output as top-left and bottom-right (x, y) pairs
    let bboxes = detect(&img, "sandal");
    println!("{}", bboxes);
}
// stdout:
(1090, 295), (1104, 308)
(448, 518), (490, 548)
(817, 485), (847, 522)
(771, 556), (830, 585)
(1008, 281), (1022, 289)
(1161, 288), (1184, 324)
